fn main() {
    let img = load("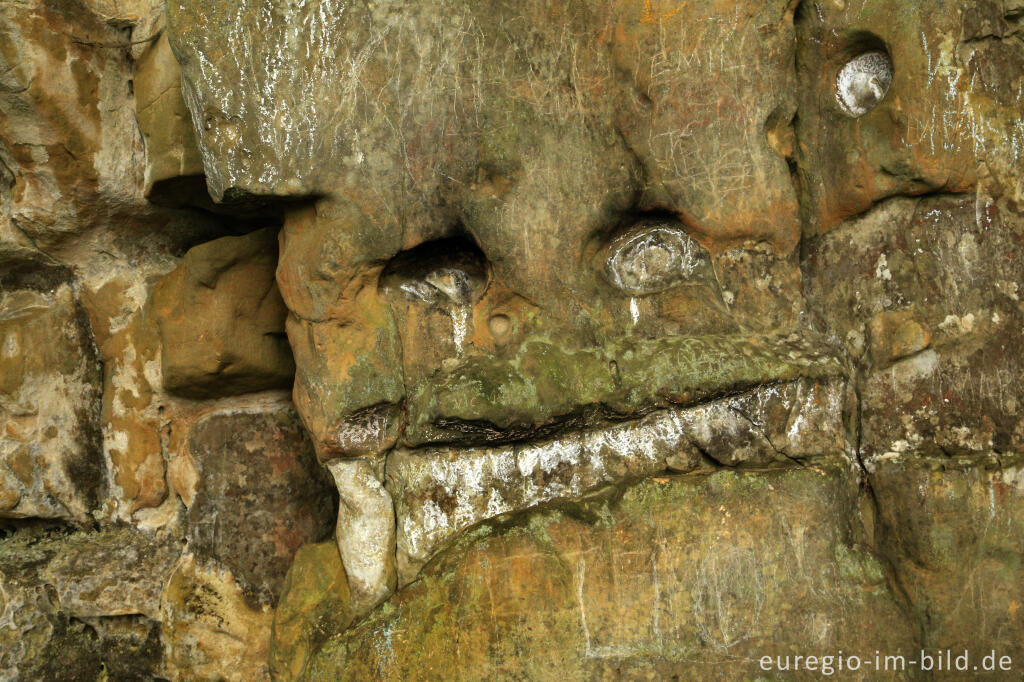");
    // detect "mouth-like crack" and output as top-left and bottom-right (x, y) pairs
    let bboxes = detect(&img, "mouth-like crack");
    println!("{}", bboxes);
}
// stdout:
(387, 375), (851, 586)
